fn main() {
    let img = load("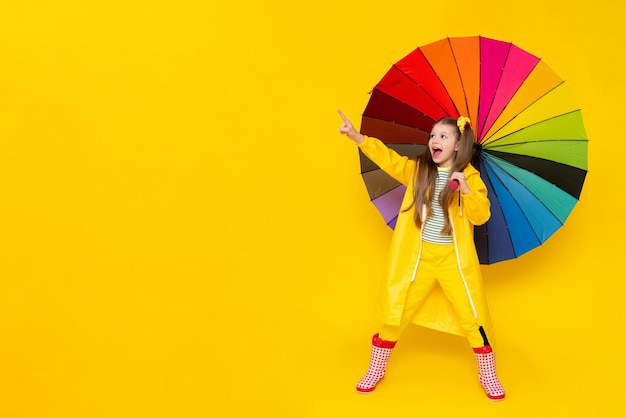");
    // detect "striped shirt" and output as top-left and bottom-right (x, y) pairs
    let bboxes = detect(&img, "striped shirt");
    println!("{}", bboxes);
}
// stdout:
(422, 167), (454, 244)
